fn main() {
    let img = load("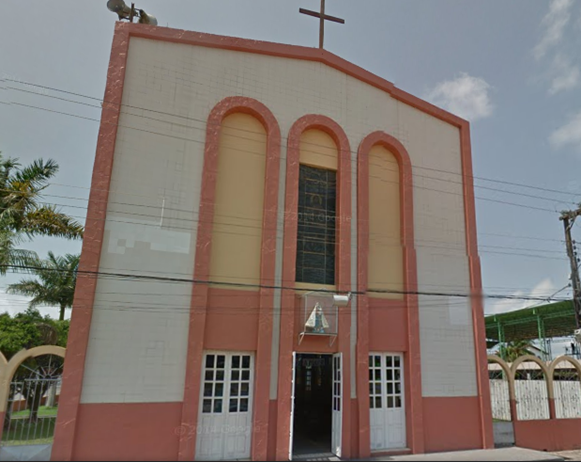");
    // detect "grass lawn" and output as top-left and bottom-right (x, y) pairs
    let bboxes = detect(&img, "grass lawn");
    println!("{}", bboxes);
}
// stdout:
(11, 406), (58, 418)
(1, 415), (56, 446)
